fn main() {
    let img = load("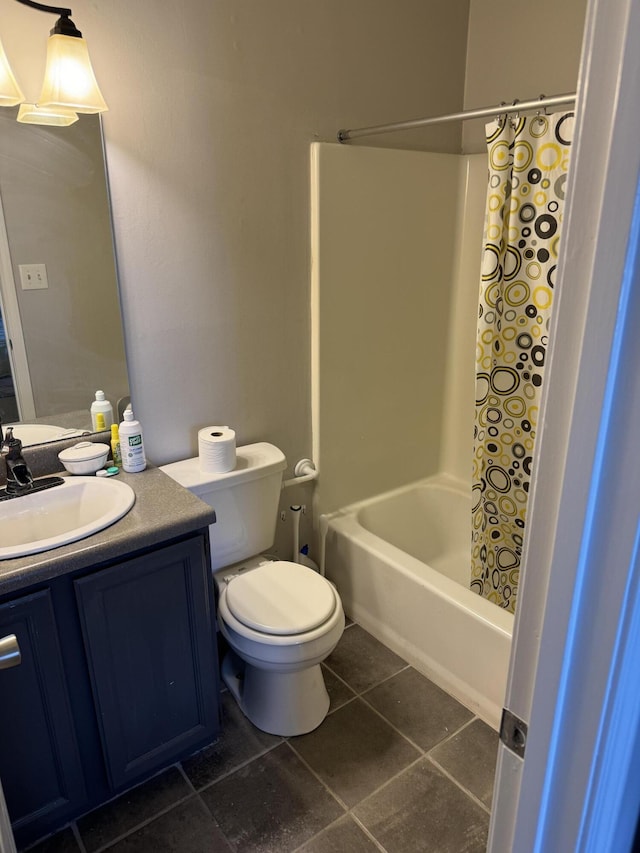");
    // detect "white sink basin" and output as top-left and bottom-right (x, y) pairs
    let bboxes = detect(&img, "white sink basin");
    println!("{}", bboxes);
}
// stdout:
(0, 476), (135, 560)
(7, 424), (87, 446)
